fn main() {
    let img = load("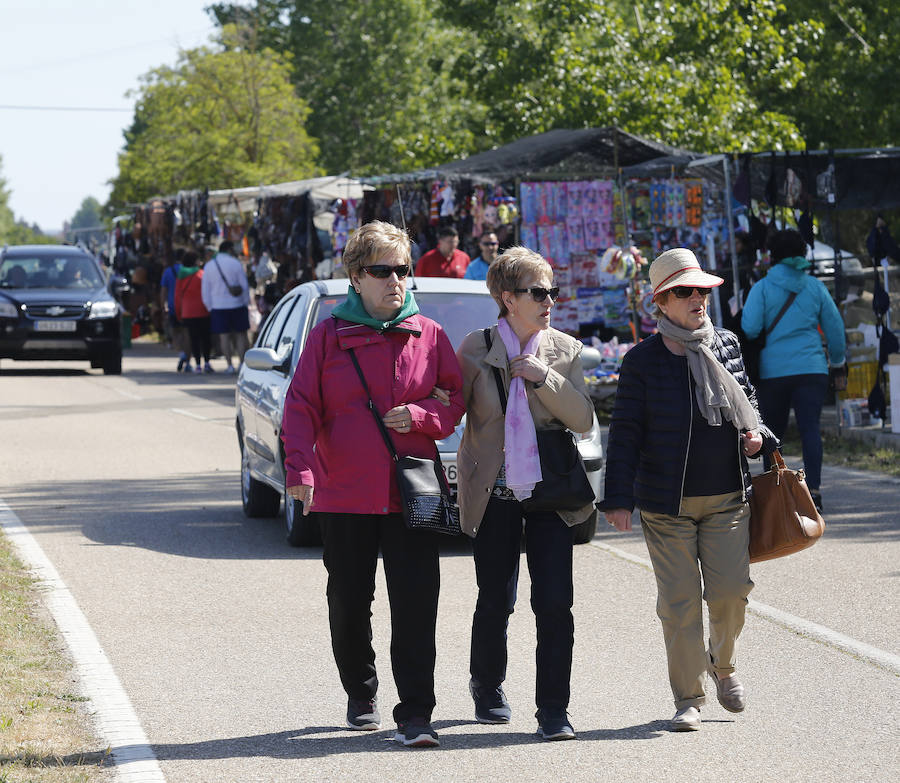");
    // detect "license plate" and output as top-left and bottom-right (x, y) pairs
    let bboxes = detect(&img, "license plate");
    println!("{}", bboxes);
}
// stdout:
(35, 320), (77, 332)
